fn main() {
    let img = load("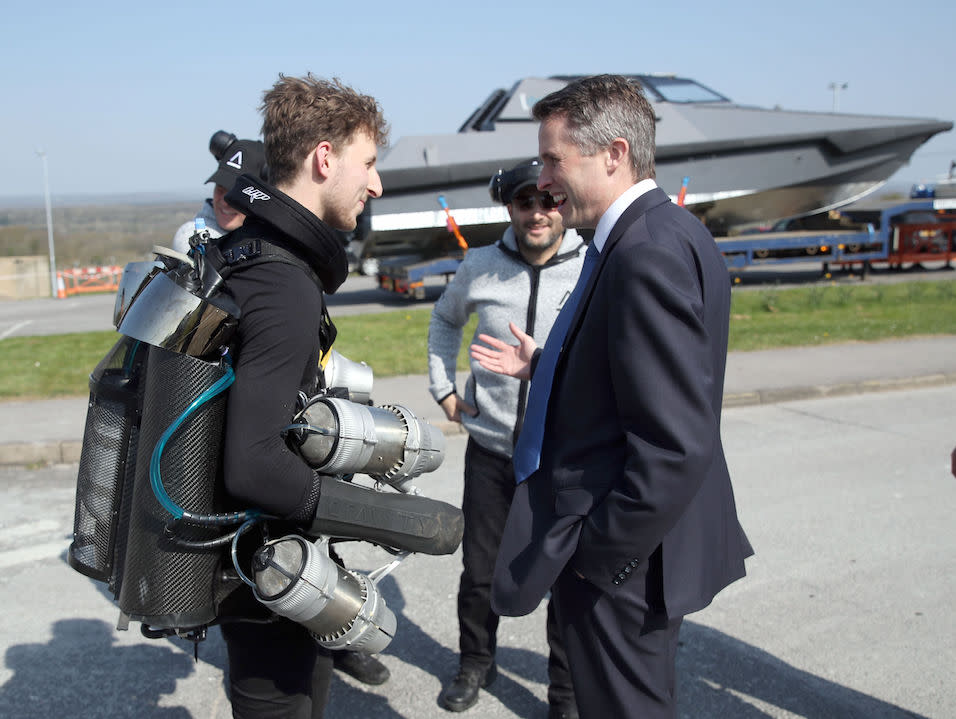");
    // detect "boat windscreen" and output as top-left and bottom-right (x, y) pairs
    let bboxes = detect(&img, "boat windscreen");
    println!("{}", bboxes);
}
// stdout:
(640, 76), (729, 104)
